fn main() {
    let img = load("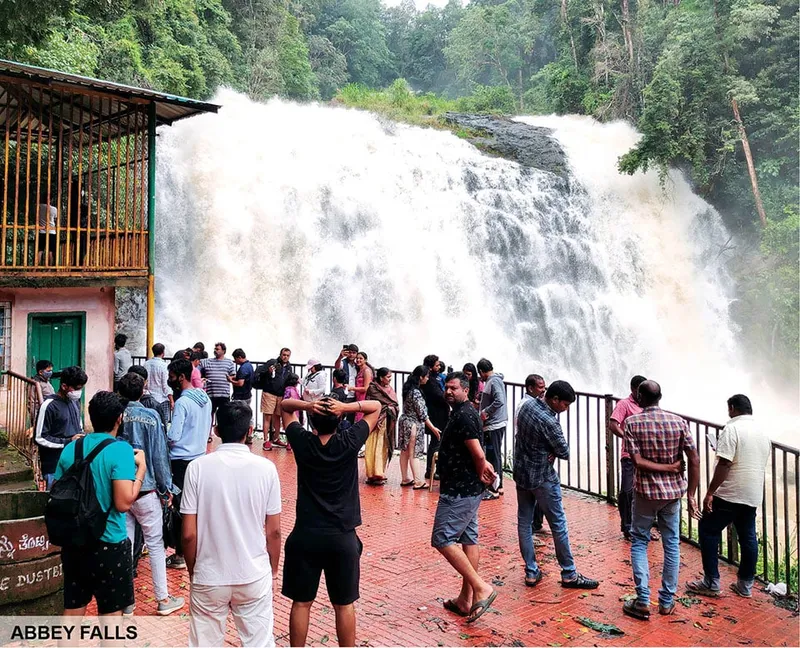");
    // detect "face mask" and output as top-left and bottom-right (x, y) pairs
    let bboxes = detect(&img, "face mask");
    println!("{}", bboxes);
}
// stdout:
(67, 389), (82, 401)
(168, 378), (179, 390)
(42, 370), (53, 380)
